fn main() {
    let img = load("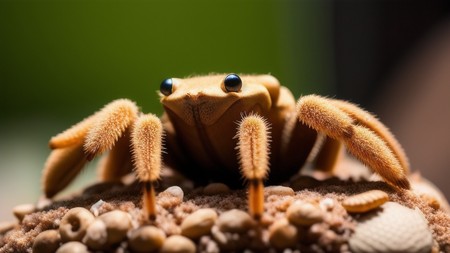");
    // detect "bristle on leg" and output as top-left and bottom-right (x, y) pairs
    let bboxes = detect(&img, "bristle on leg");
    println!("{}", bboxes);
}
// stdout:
(132, 114), (163, 220)
(237, 115), (270, 219)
